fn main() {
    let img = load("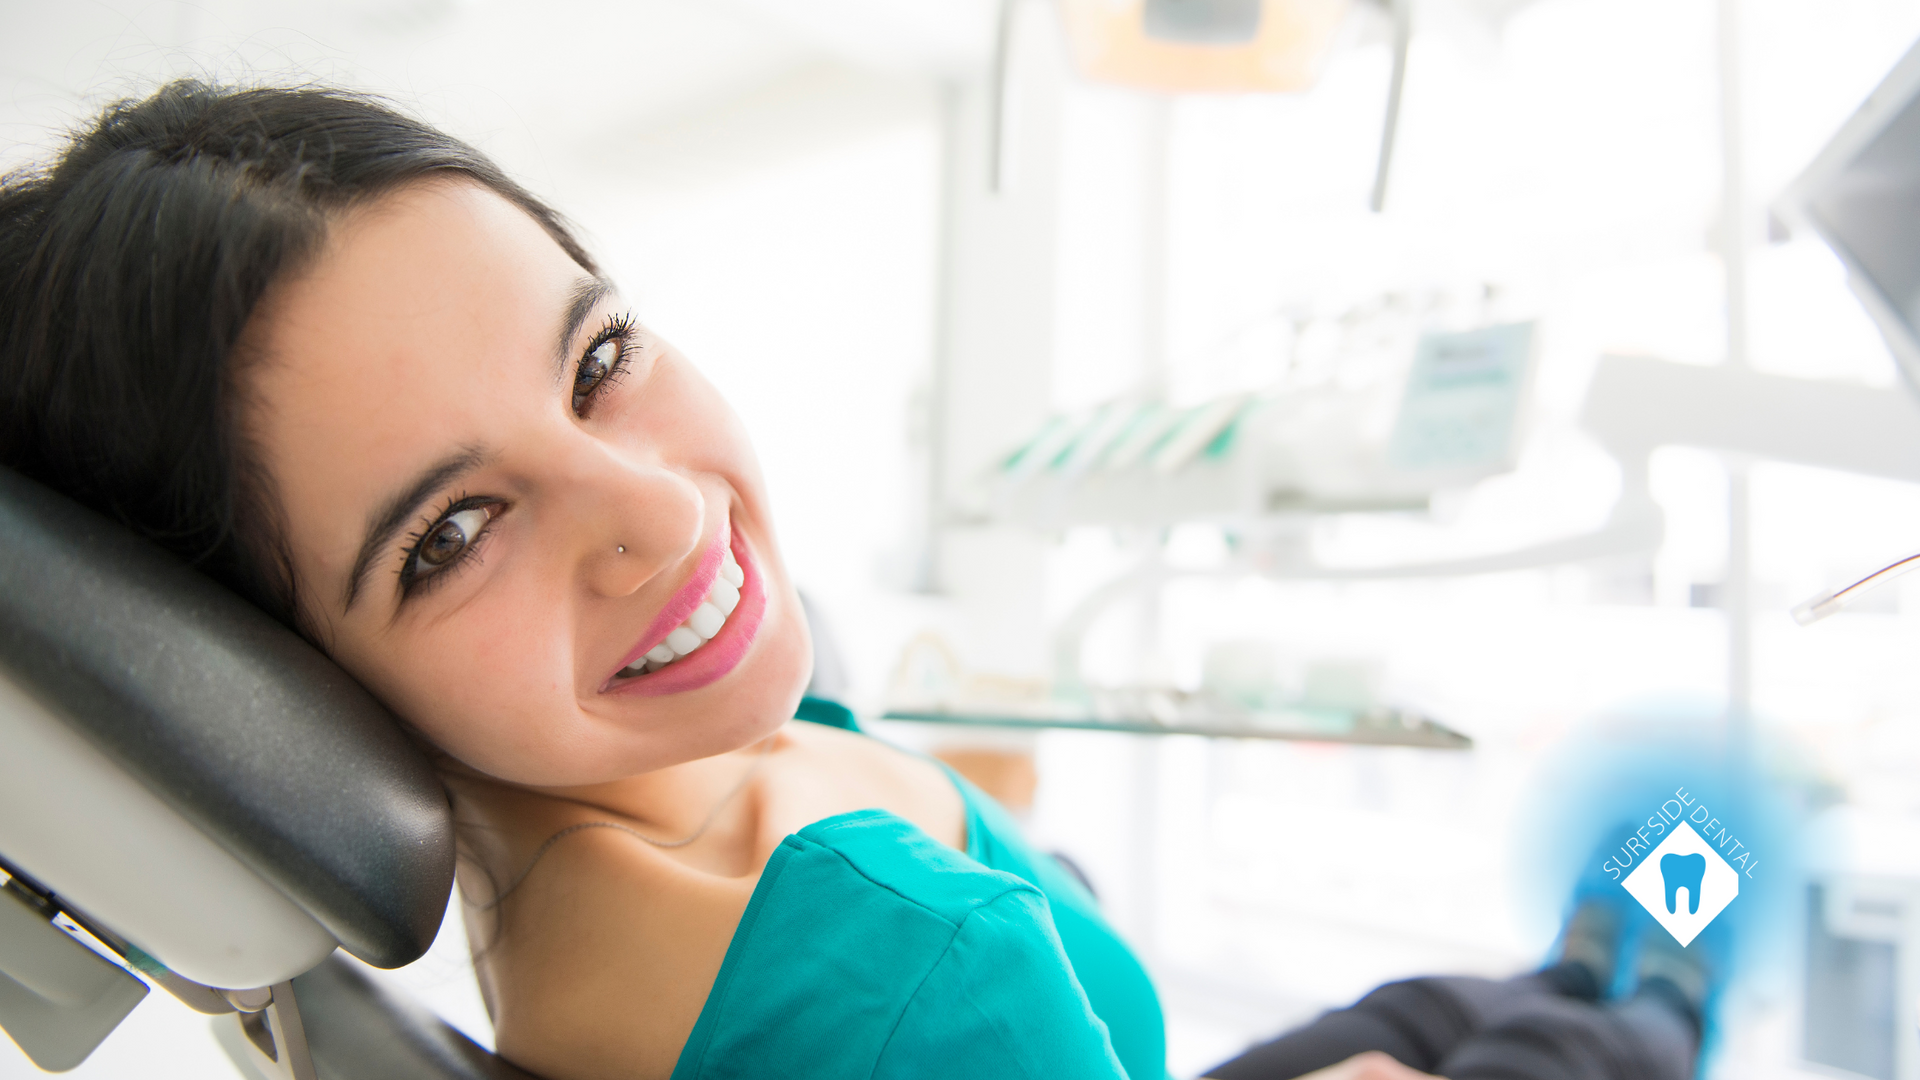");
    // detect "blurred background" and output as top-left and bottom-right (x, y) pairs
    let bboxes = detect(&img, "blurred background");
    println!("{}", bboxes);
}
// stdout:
(6, 0), (1920, 1077)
